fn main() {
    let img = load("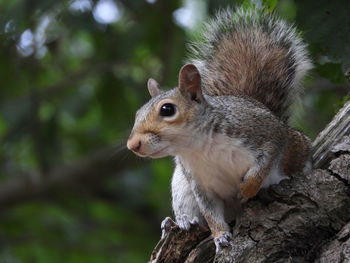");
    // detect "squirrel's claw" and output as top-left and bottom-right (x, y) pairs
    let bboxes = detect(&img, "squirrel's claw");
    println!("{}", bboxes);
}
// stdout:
(214, 232), (233, 252)
(160, 217), (176, 238)
(176, 214), (199, 230)
(161, 215), (200, 239)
